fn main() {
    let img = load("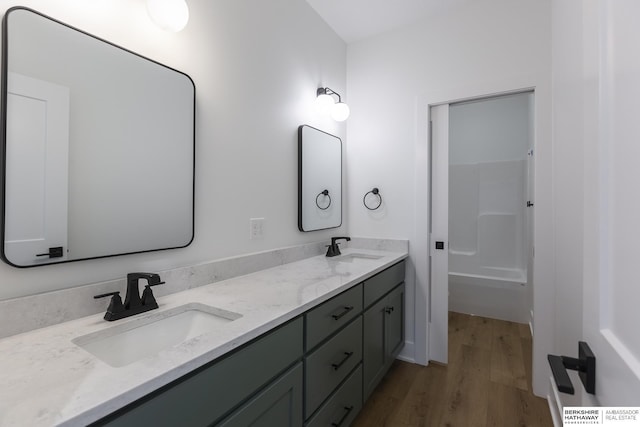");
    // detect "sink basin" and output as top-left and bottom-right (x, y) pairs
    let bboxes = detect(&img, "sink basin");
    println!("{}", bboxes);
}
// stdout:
(73, 303), (242, 367)
(334, 253), (384, 263)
